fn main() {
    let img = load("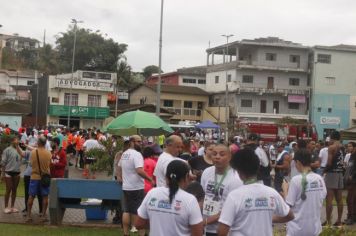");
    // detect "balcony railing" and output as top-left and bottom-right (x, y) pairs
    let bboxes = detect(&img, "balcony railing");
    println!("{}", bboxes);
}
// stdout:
(163, 107), (202, 118)
(238, 84), (310, 95)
